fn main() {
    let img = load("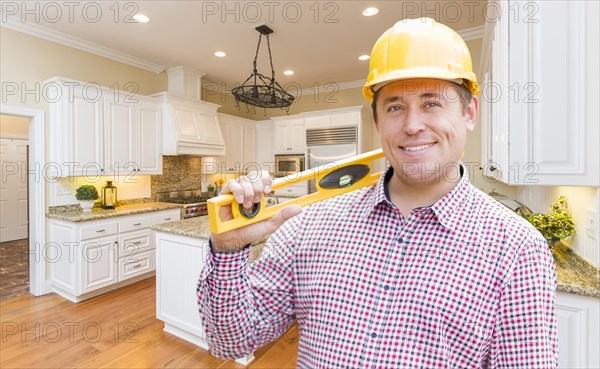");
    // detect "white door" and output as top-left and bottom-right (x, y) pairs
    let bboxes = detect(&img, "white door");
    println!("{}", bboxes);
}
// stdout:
(0, 137), (29, 242)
